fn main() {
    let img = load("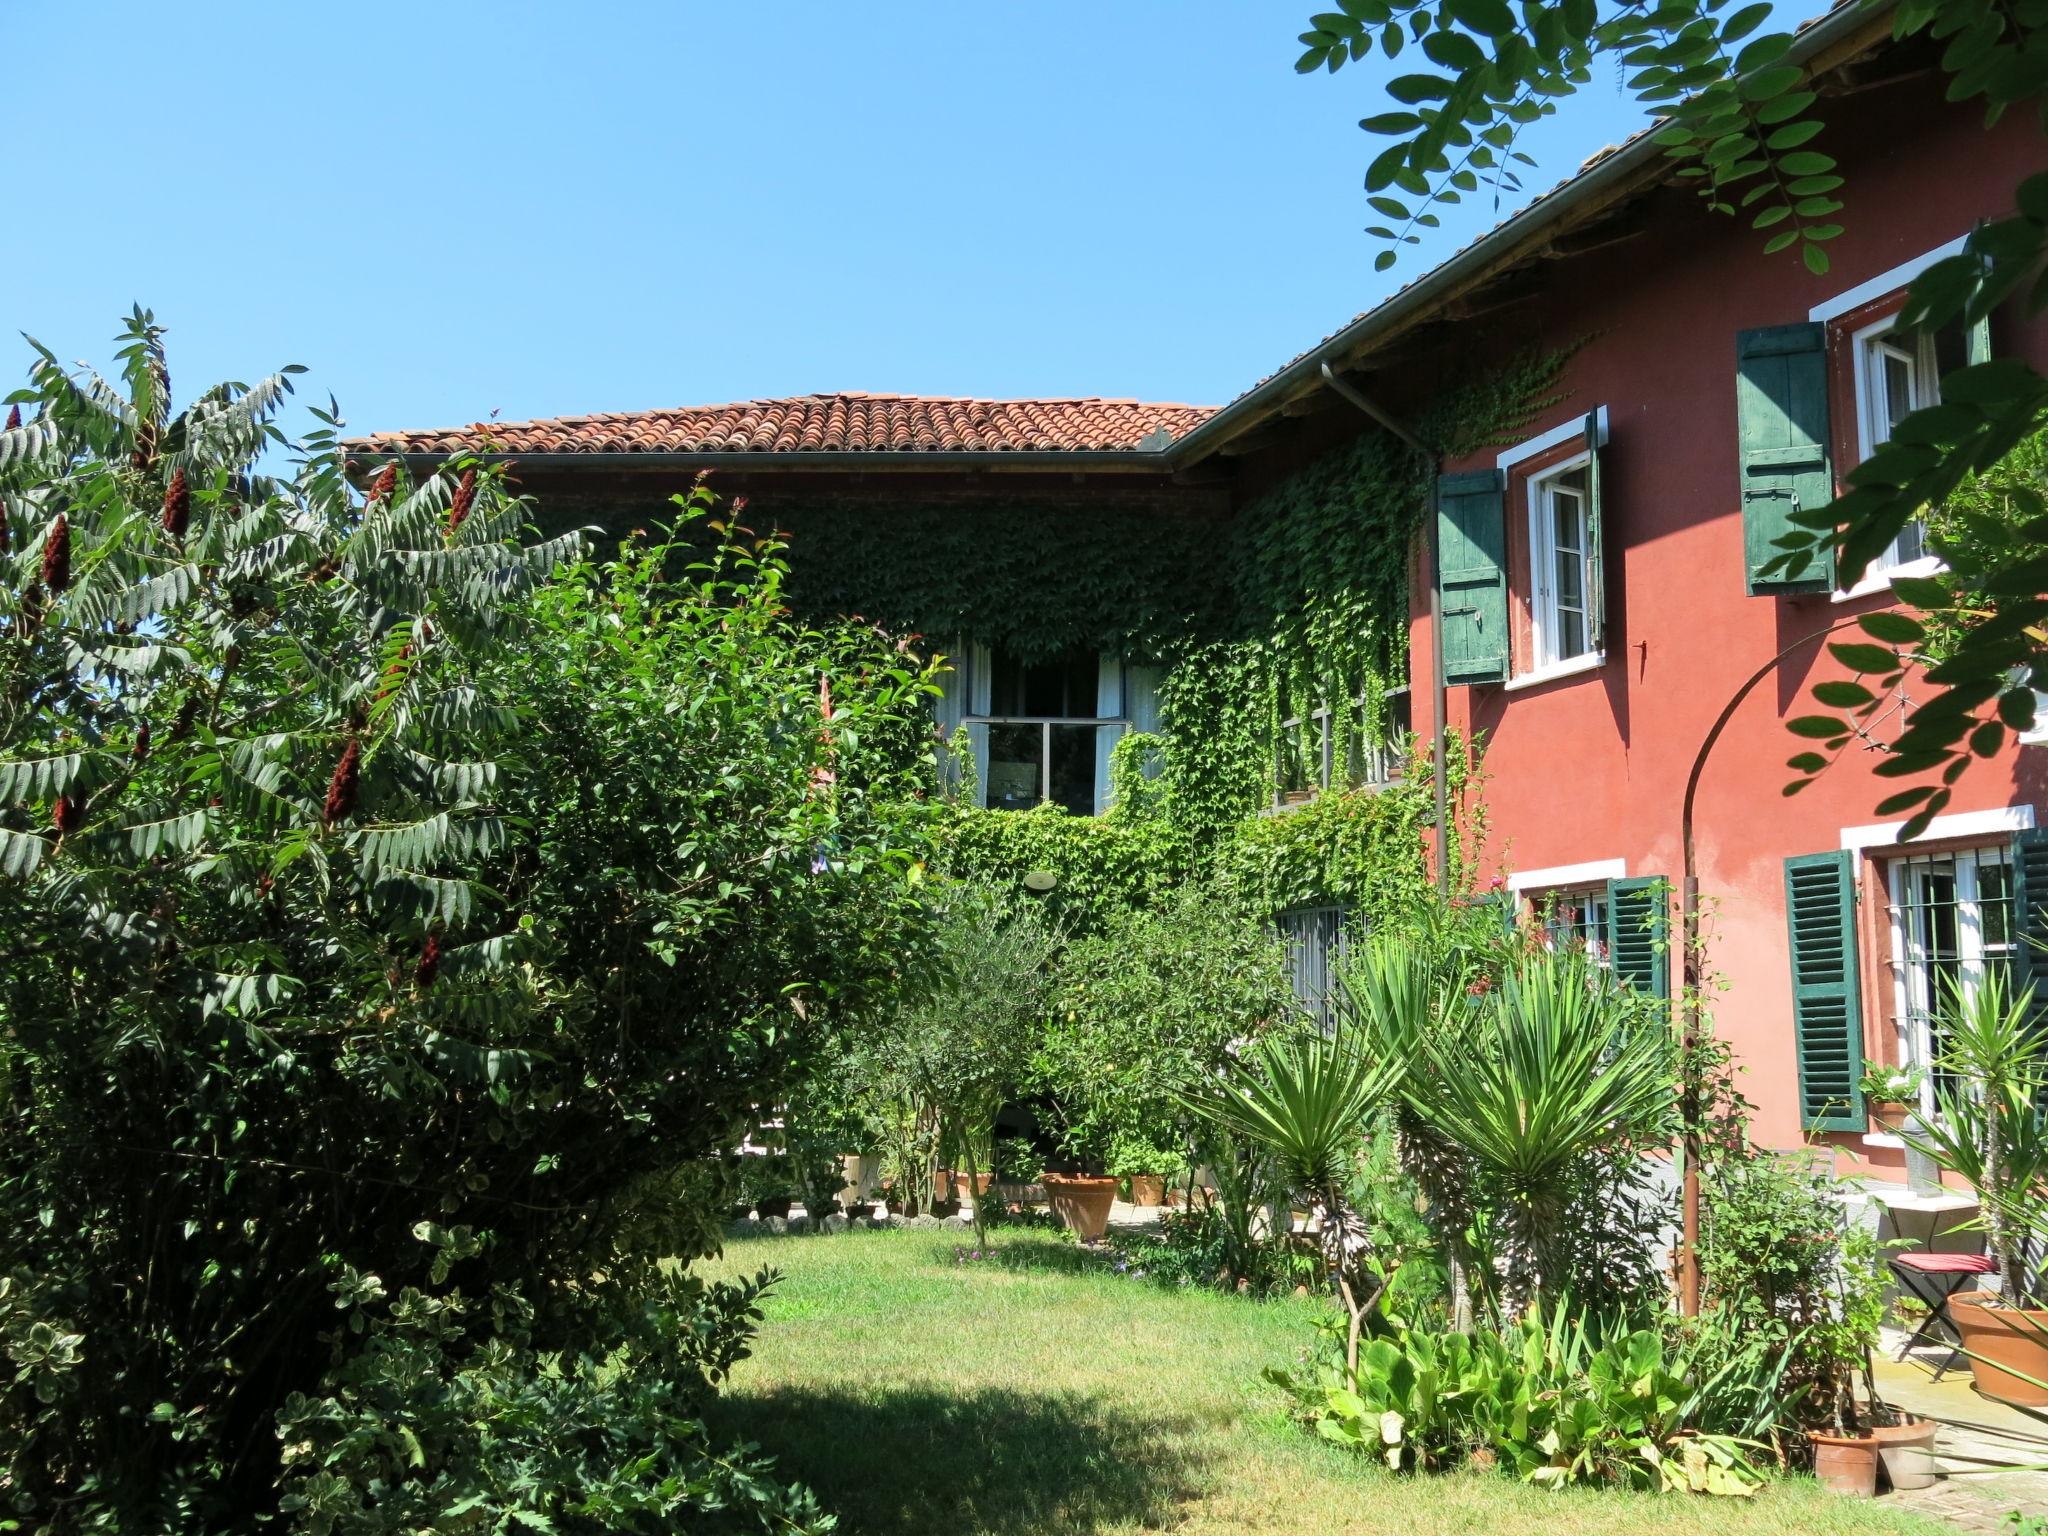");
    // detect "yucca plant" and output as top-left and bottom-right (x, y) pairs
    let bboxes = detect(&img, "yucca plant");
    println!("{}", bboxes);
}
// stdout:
(1190, 1026), (1408, 1374)
(1332, 930), (1482, 1322)
(1412, 948), (1677, 1314)
(1903, 969), (2048, 1305)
